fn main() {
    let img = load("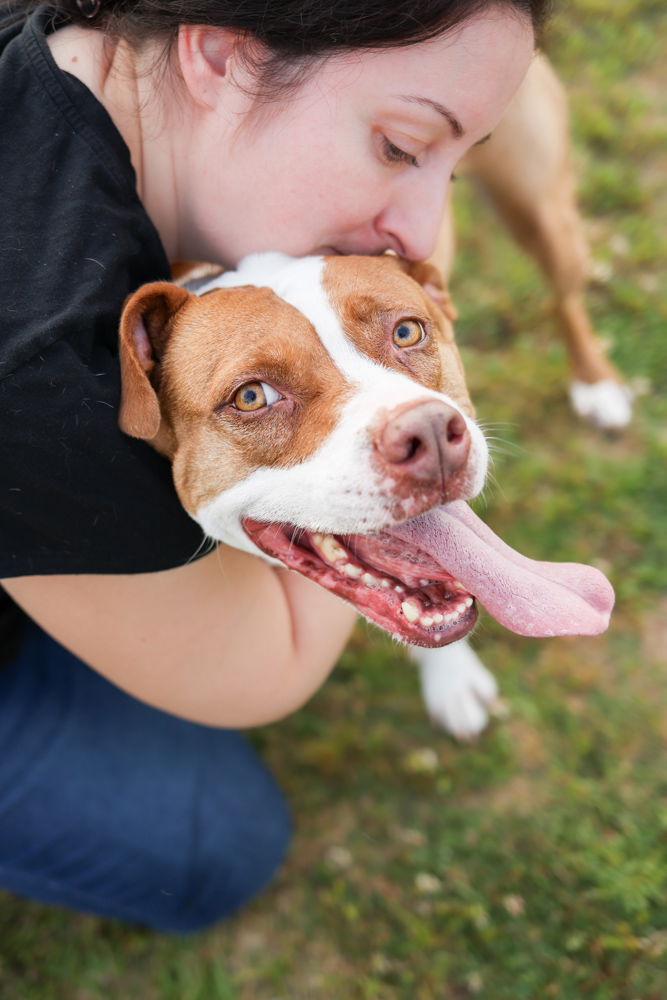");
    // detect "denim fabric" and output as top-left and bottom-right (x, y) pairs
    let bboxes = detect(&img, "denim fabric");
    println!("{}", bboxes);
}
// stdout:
(0, 622), (291, 932)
